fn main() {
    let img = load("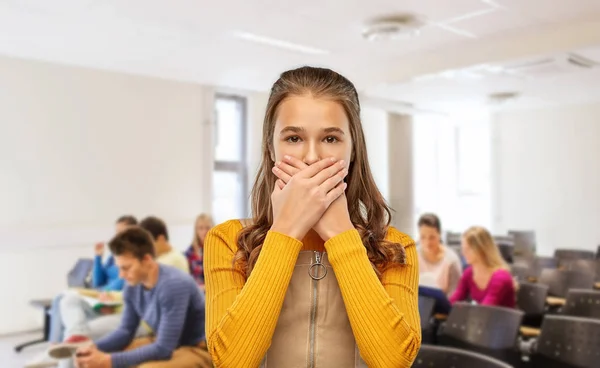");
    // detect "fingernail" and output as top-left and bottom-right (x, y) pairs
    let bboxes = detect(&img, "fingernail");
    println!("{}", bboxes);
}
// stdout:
(272, 167), (279, 172)
(330, 157), (337, 162)
(284, 155), (291, 161)
(339, 160), (345, 166)
(275, 161), (281, 167)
